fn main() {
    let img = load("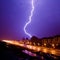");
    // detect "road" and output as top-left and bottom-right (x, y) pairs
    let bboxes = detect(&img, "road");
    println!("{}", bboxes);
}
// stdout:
(2, 40), (60, 56)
